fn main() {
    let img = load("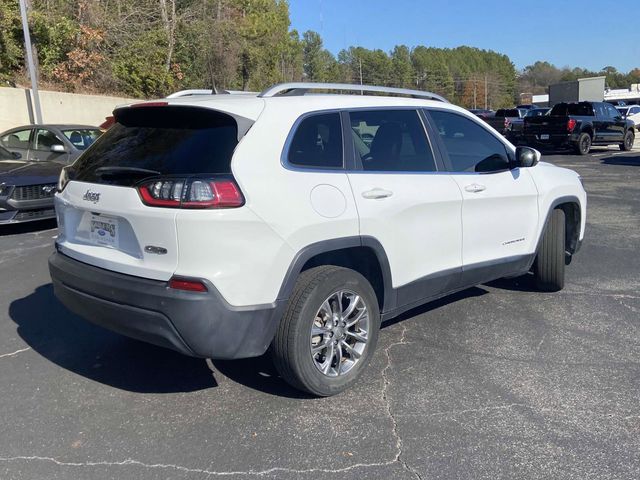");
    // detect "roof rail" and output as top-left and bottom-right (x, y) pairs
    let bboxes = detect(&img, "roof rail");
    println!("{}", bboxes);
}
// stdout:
(258, 82), (449, 103)
(166, 89), (215, 98)
(166, 89), (259, 98)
